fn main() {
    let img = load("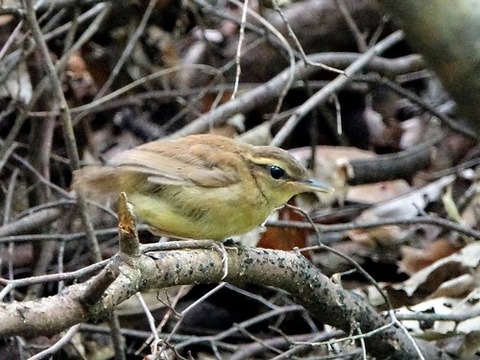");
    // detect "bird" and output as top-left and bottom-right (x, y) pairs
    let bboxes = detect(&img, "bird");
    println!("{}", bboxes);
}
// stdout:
(73, 134), (332, 241)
